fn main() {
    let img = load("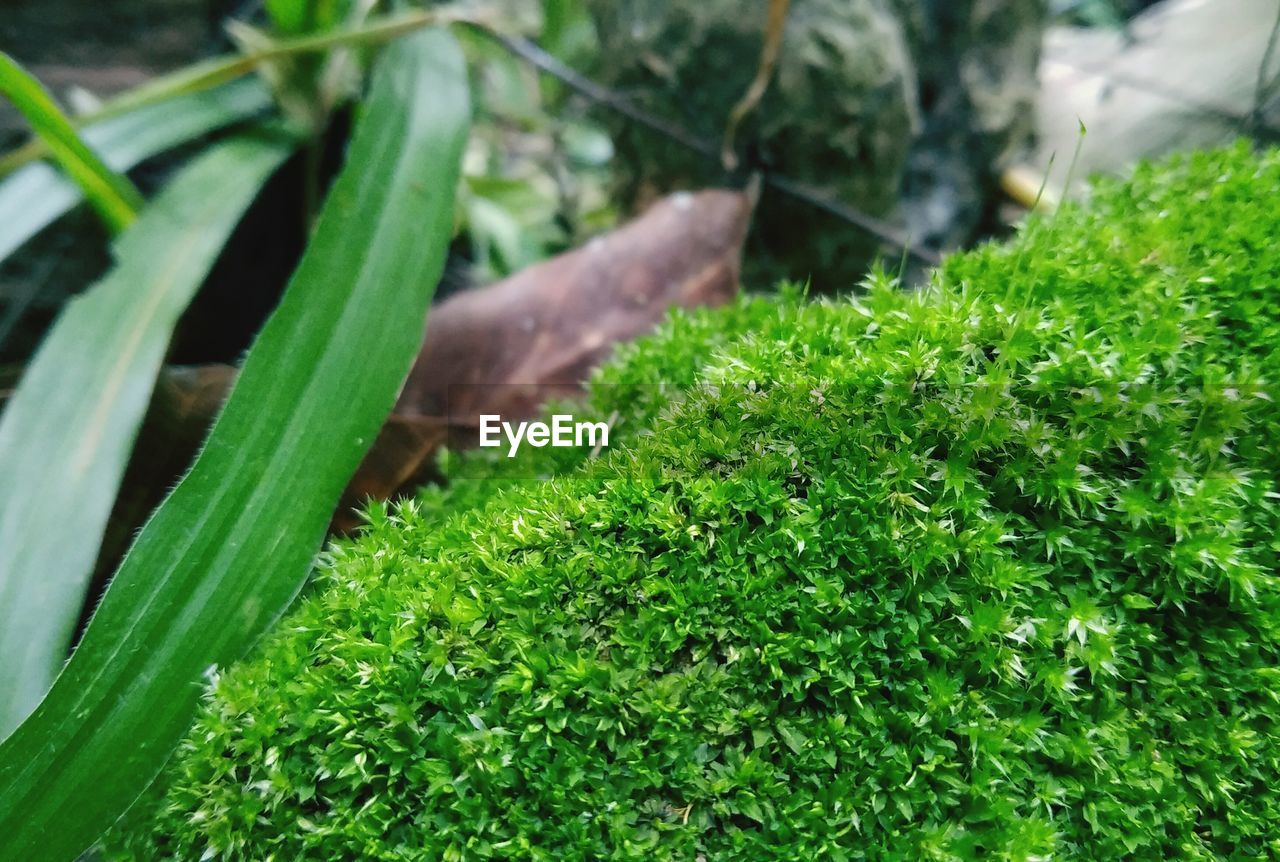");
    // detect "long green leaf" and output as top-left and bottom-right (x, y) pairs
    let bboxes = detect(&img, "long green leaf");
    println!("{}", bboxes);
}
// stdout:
(0, 131), (296, 736)
(0, 28), (468, 861)
(0, 6), (469, 180)
(0, 77), (272, 268)
(0, 53), (144, 232)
